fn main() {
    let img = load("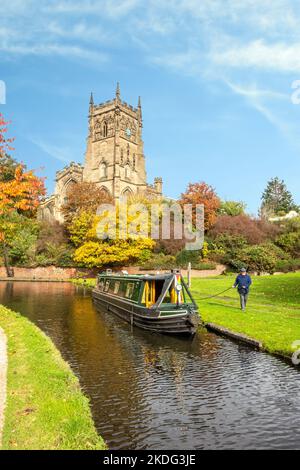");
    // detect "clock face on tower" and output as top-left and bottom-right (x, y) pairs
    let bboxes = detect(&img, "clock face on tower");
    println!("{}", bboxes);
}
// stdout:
(125, 128), (131, 137)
